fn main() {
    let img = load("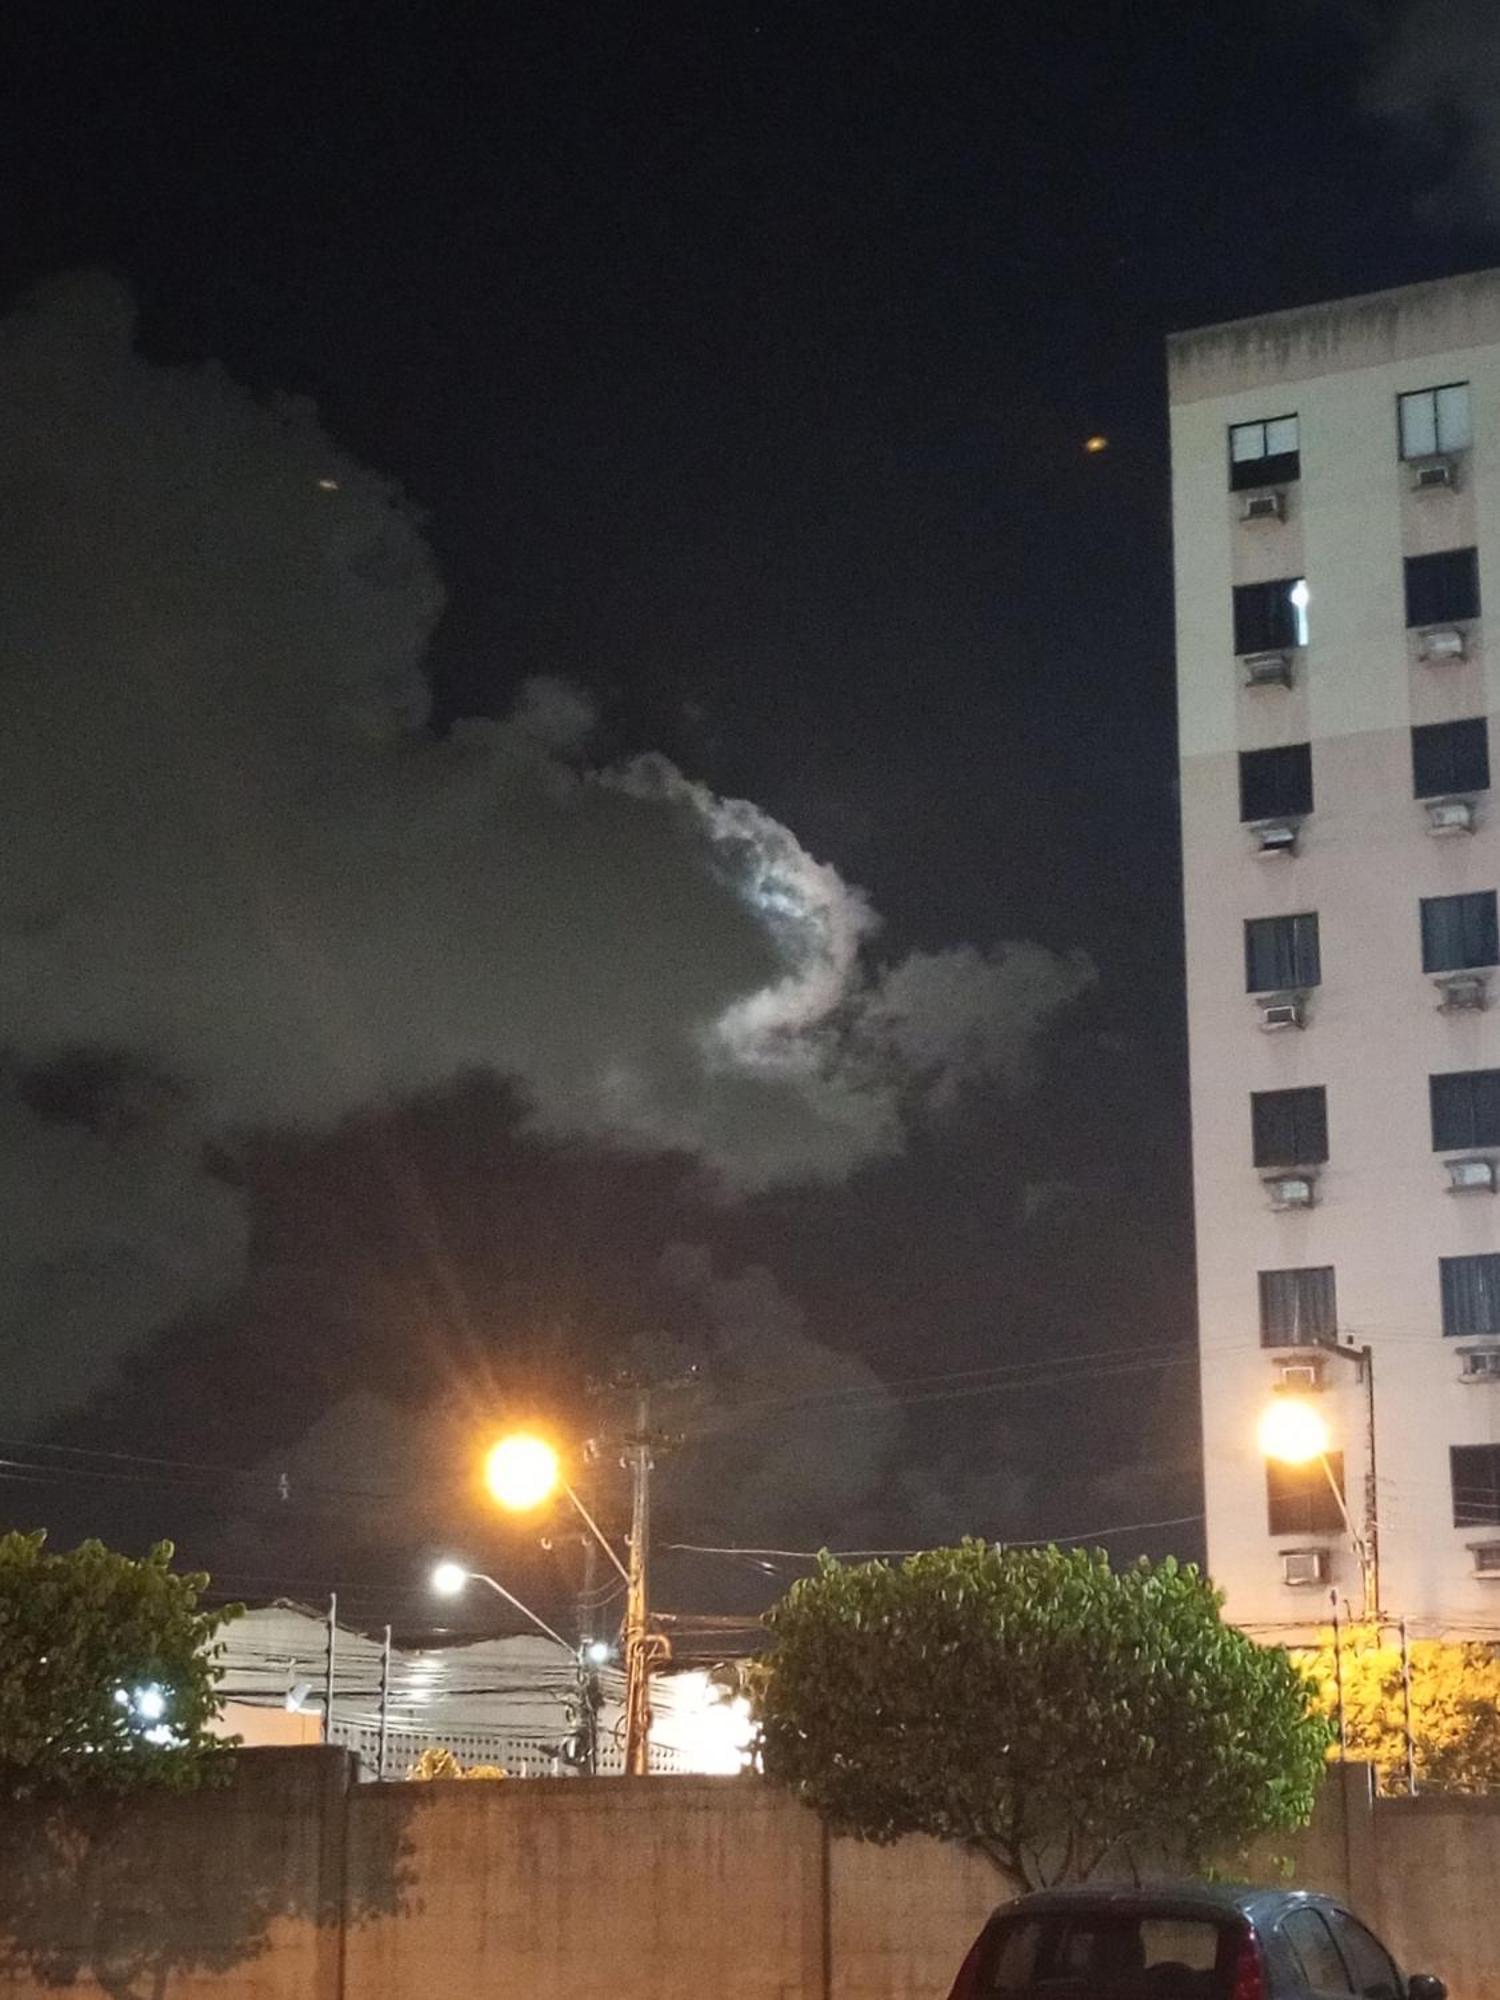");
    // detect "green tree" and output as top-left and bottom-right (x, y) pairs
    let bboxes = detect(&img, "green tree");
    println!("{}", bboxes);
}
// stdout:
(0, 1530), (238, 1802)
(756, 1542), (1329, 1888)
(1292, 1625), (1500, 1793)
